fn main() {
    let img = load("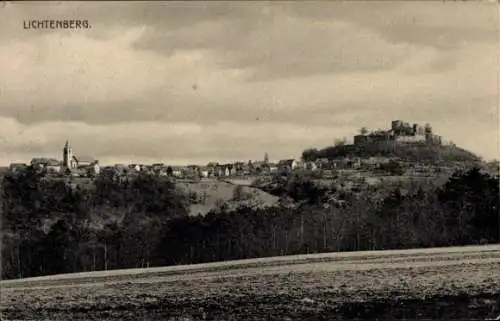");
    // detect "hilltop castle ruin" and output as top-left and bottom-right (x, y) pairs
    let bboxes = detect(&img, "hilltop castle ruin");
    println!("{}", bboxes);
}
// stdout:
(354, 120), (443, 146)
